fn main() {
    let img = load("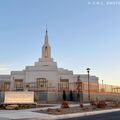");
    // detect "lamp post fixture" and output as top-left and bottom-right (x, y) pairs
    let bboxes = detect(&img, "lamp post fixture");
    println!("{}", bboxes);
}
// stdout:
(86, 68), (90, 103)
